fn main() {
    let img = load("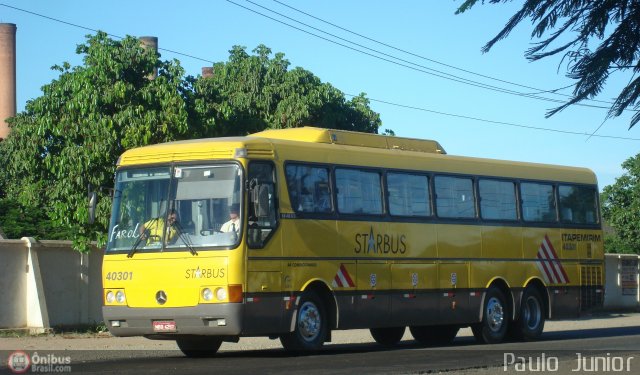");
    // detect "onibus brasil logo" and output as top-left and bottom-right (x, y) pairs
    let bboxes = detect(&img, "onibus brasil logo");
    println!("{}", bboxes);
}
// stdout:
(7, 351), (72, 373)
